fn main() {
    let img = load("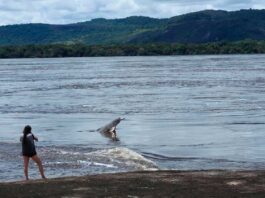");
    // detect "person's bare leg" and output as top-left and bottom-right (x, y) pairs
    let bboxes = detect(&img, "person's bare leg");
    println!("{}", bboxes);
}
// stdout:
(32, 155), (46, 179)
(23, 156), (30, 180)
